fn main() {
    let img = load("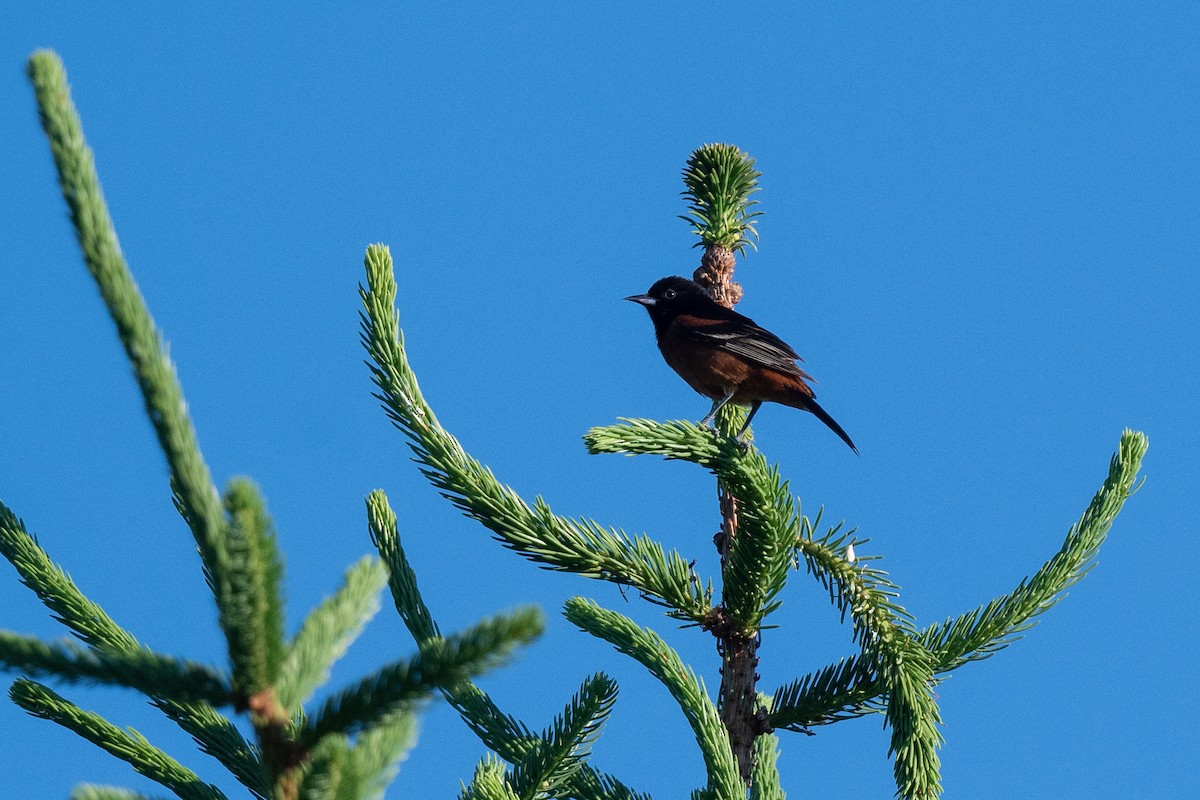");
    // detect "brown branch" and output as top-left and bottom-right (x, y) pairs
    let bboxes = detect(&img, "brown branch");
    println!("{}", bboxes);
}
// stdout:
(694, 244), (744, 308)
(247, 689), (307, 800)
